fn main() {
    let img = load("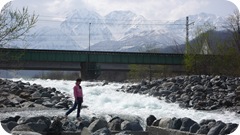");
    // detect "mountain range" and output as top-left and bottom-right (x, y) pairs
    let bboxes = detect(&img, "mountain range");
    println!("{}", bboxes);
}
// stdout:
(11, 9), (227, 52)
